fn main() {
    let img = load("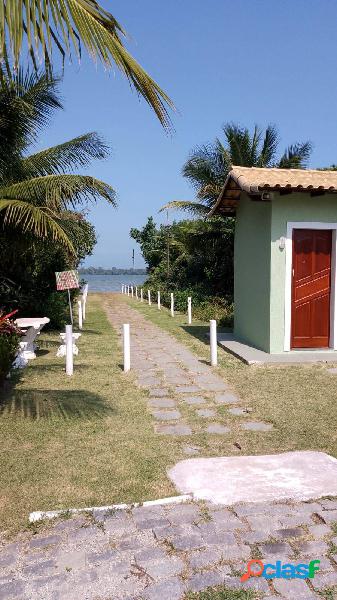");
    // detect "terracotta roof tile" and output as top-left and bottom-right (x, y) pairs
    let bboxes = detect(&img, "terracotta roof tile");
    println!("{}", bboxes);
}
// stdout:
(228, 166), (337, 193)
(210, 166), (337, 215)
